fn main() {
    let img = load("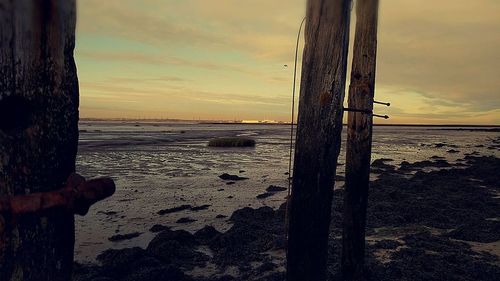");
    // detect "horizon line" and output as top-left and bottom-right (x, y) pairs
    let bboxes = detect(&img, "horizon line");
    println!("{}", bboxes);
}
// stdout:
(79, 118), (500, 127)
